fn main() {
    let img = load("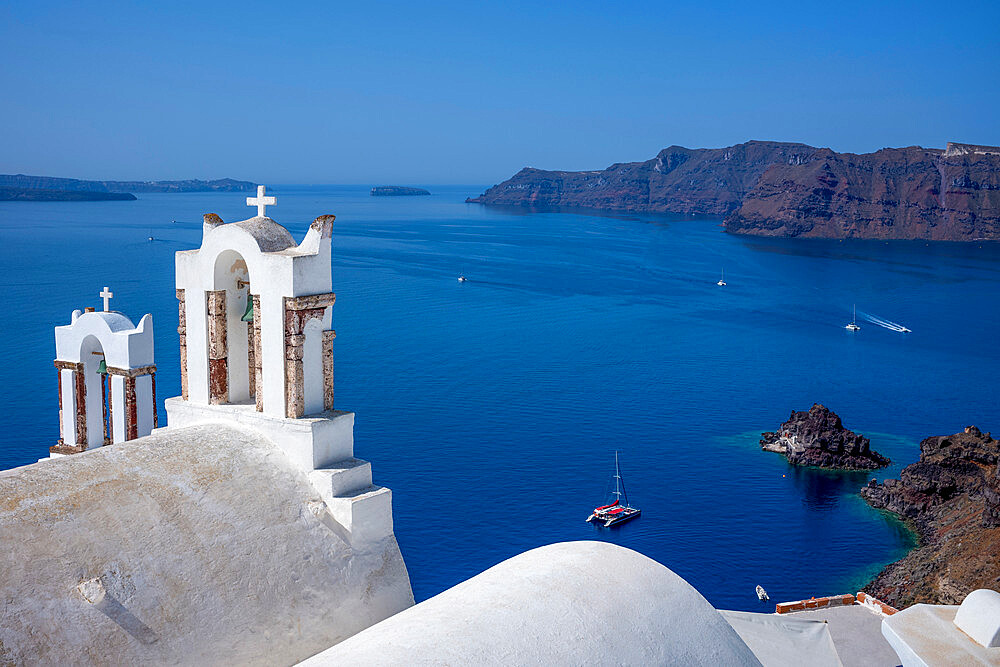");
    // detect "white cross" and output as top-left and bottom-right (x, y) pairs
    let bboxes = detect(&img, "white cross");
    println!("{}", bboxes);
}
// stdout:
(246, 185), (276, 218)
(100, 286), (113, 312)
